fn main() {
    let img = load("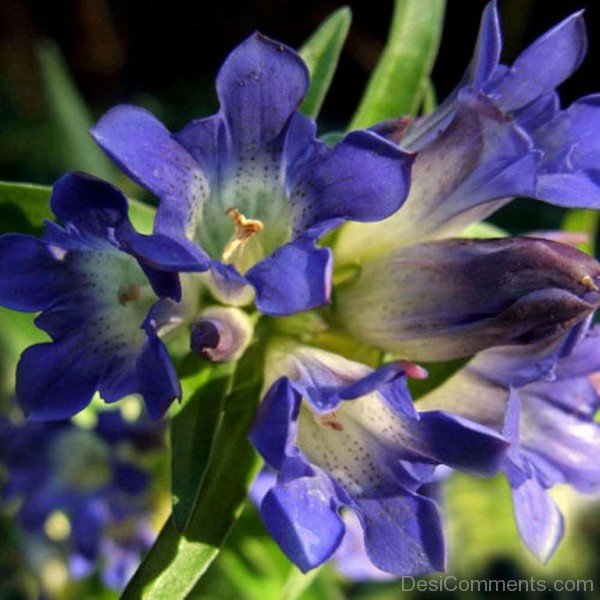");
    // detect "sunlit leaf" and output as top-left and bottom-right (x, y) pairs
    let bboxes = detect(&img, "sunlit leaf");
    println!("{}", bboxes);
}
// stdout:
(421, 78), (438, 115)
(562, 209), (598, 255)
(350, 0), (445, 128)
(122, 334), (266, 598)
(300, 7), (352, 119)
(37, 42), (118, 181)
(171, 362), (234, 531)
